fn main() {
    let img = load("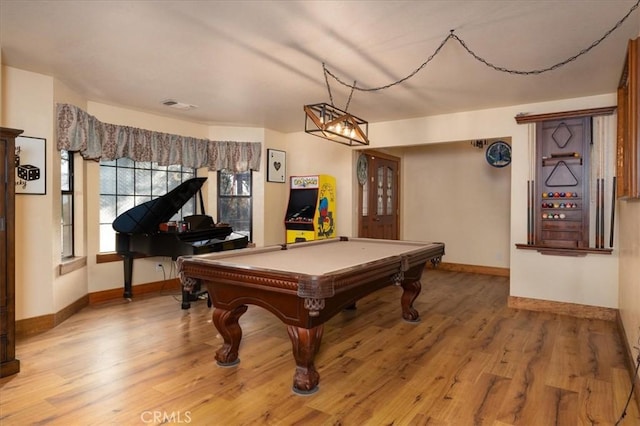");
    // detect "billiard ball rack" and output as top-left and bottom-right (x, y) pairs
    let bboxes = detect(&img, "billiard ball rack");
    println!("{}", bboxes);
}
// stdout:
(540, 191), (580, 220)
